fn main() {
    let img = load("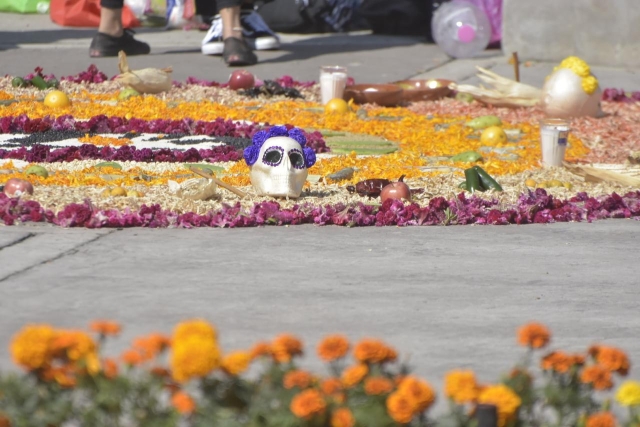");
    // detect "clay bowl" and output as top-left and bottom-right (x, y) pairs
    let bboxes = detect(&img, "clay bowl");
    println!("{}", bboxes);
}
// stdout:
(394, 79), (454, 102)
(343, 84), (403, 107)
